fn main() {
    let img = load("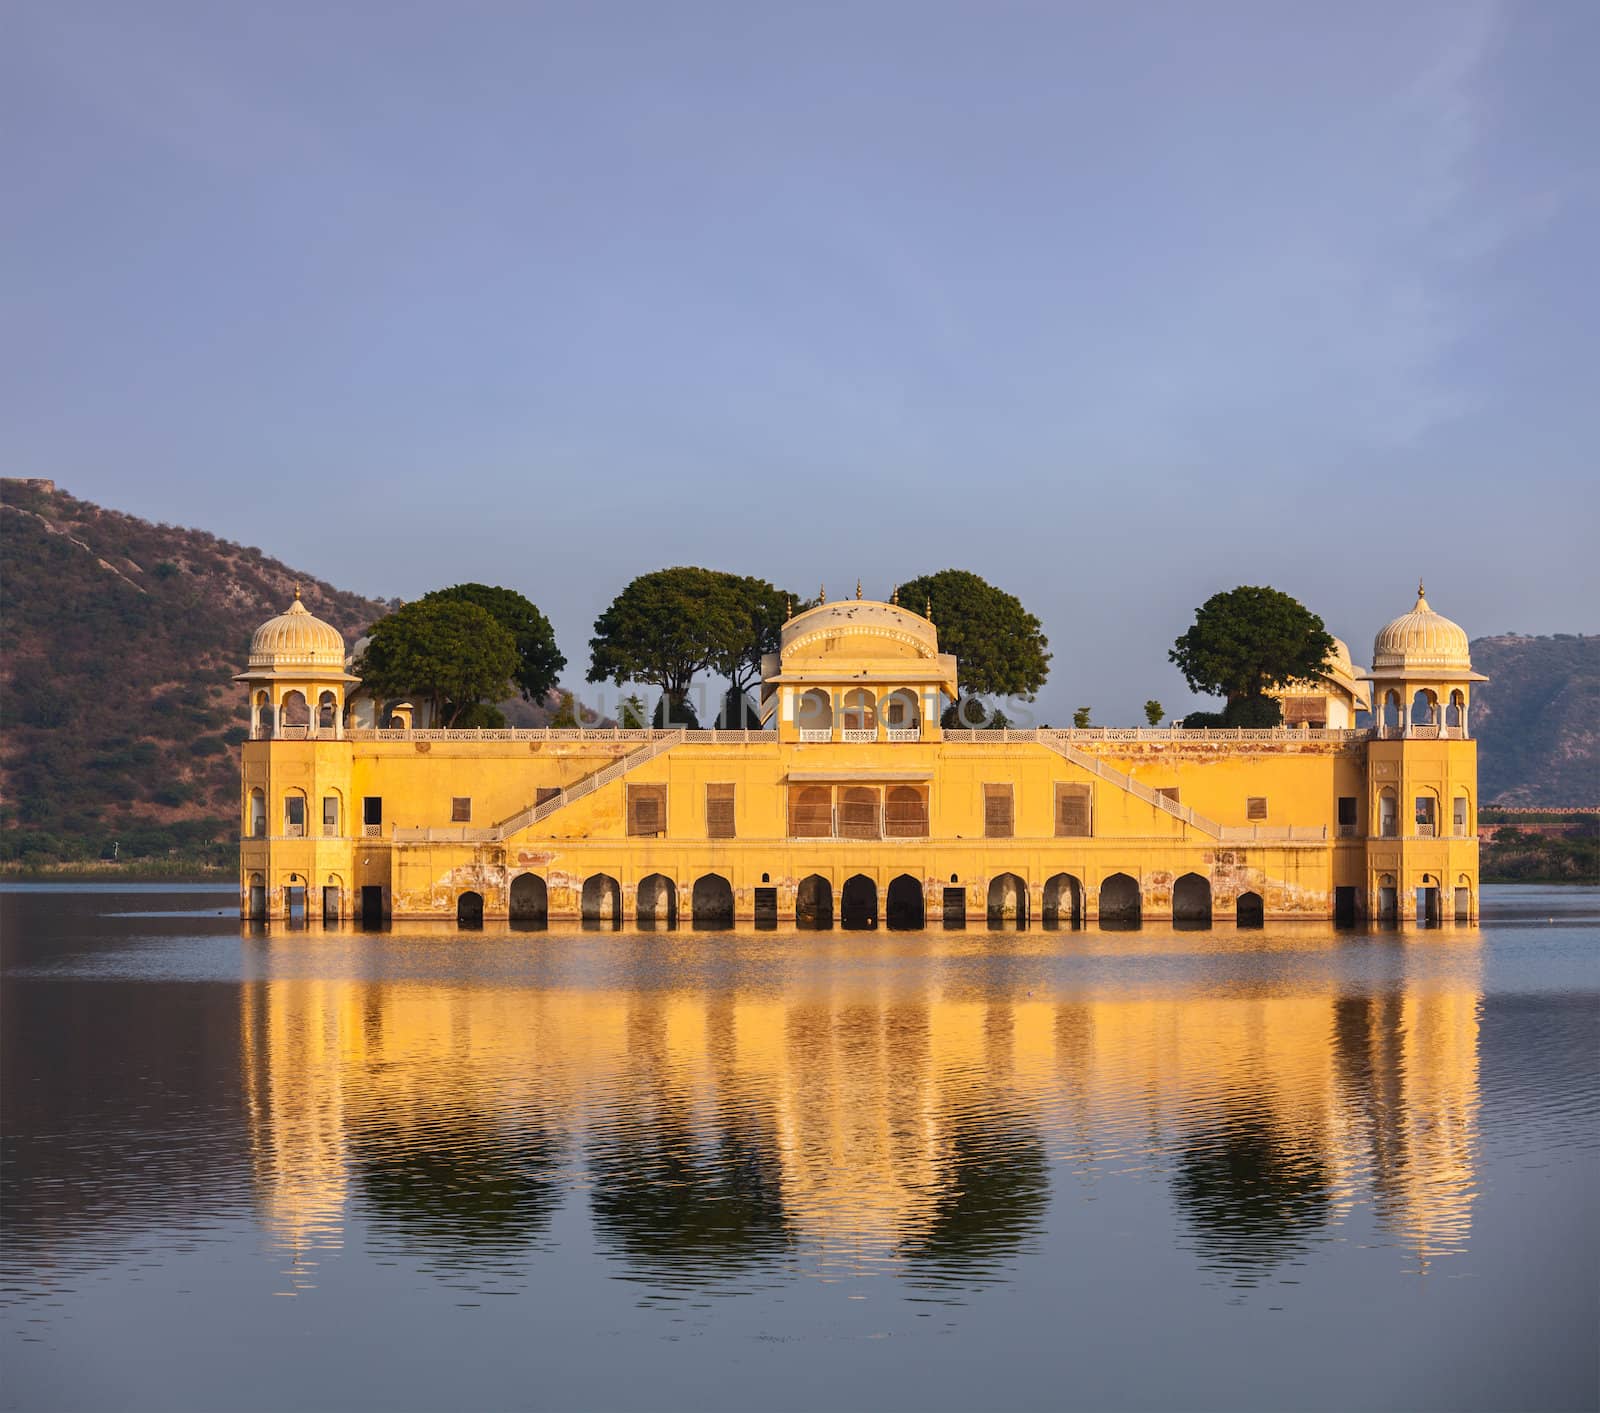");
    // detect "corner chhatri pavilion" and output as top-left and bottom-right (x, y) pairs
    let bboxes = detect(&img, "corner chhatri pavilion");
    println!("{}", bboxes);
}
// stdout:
(237, 585), (1483, 929)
